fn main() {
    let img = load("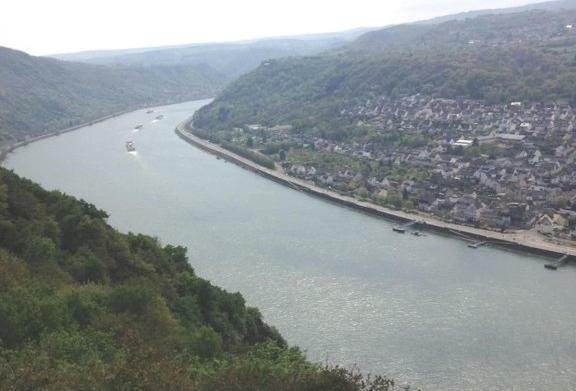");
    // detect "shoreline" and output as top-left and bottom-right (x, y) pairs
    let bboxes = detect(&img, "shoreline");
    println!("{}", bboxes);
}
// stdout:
(0, 108), (140, 165)
(0, 98), (211, 166)
(176, 119), (576, 260)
